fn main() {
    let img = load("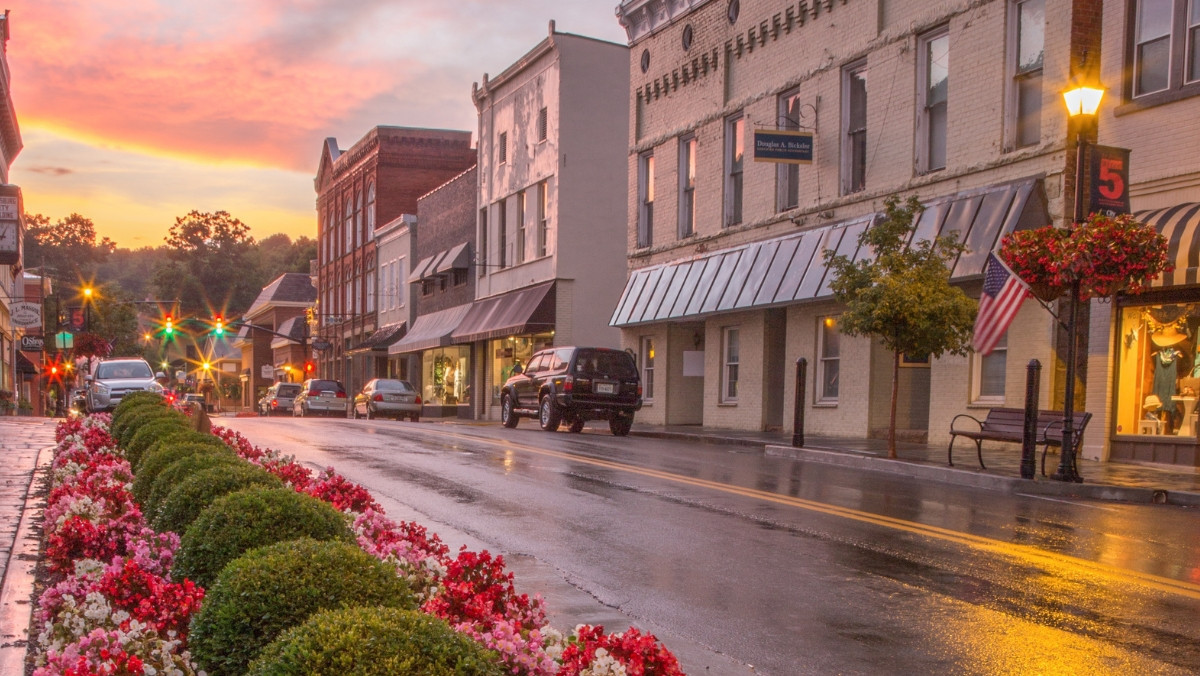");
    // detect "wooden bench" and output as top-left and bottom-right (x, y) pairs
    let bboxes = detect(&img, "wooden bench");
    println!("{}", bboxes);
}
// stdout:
(948, 407), (1092, 474)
